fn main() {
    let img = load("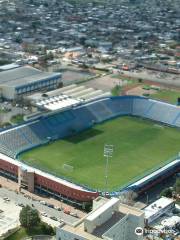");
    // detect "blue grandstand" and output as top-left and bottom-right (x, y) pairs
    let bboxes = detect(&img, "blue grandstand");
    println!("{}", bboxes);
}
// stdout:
(0, 95), (180, 195)
(0, 95), (180, 159)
